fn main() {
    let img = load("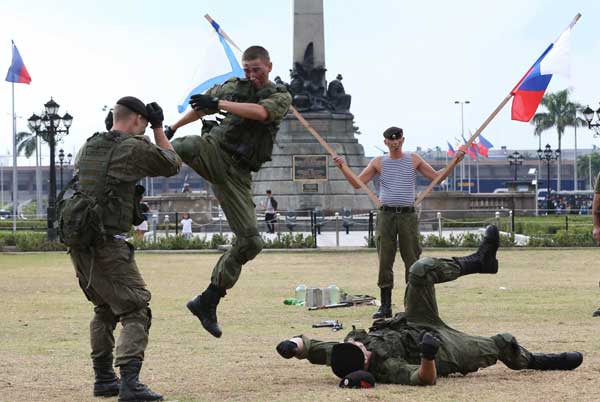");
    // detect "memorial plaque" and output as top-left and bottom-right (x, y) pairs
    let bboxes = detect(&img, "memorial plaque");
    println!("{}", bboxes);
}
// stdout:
(302, 183), (319, 193)
(293, 155), (328, 181)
